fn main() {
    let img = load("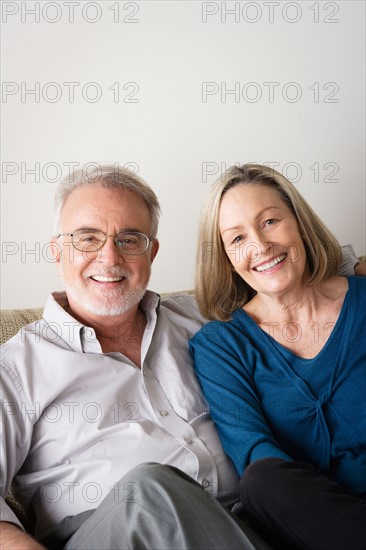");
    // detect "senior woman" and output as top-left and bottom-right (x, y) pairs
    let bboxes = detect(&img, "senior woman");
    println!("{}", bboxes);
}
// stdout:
(189, 164), (366, 550)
